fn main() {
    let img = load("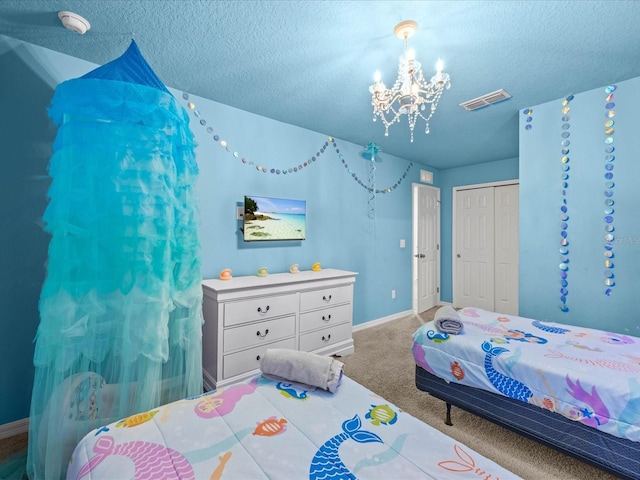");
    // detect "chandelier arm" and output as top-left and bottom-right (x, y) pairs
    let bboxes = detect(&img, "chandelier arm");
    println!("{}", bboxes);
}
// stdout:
(411, 88), (444, 103)
(372, 90), (407, 108)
